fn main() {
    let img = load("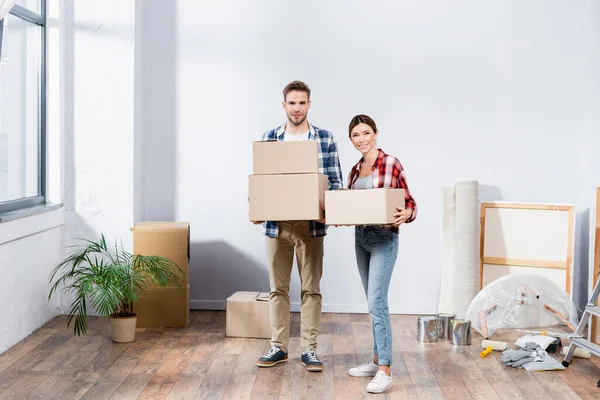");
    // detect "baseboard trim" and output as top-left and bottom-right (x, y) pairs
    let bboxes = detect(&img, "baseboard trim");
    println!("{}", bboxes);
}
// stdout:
(189, 300), (437, 314)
